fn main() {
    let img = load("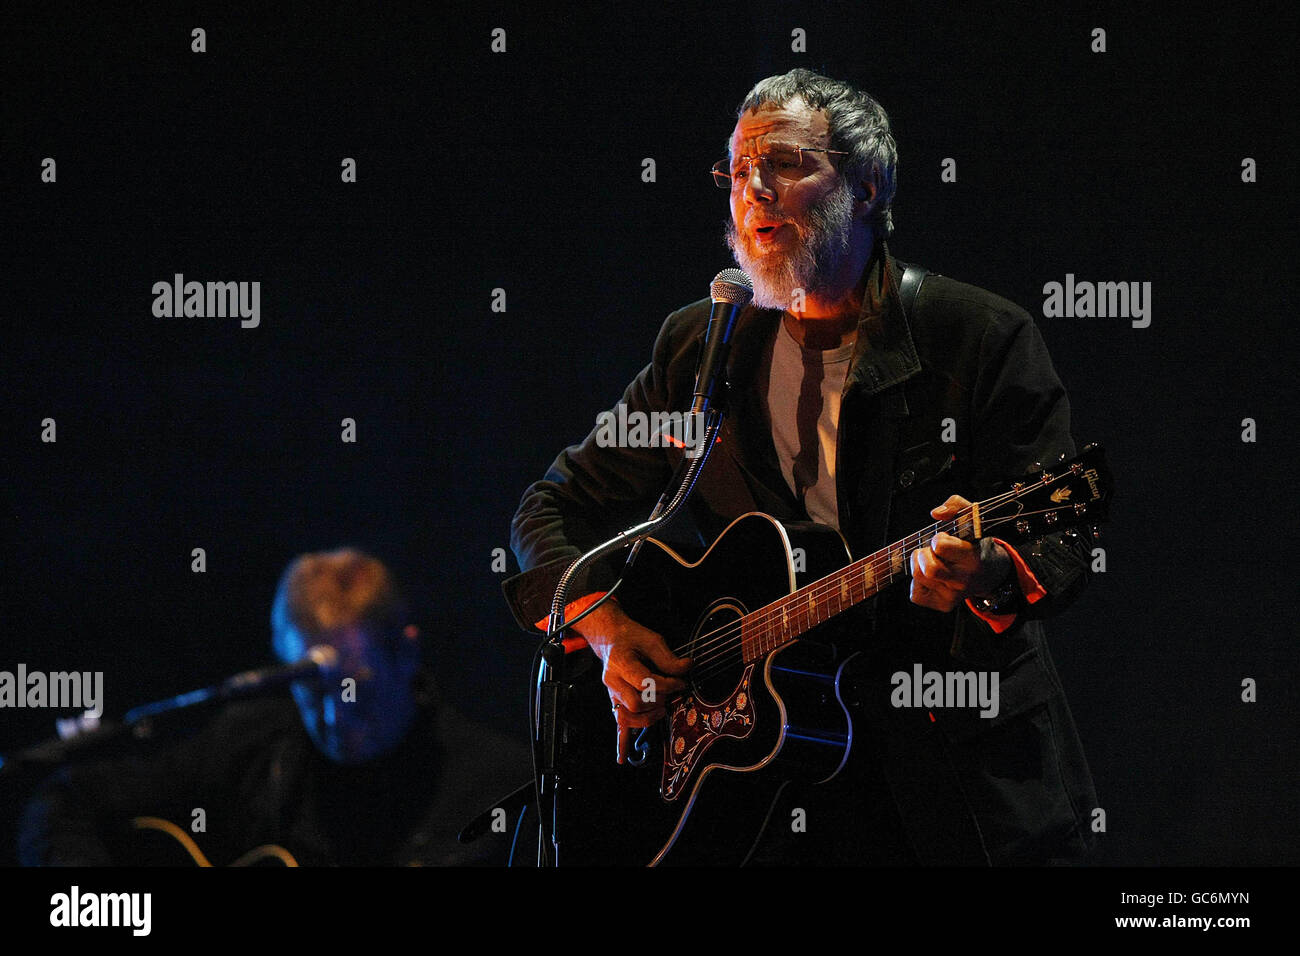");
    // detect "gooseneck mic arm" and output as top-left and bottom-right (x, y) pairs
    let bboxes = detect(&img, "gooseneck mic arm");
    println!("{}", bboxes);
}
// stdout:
(534, 268), (752, 866)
